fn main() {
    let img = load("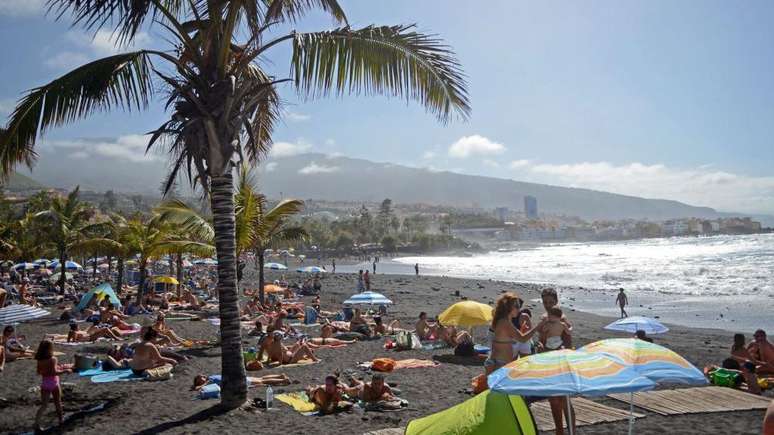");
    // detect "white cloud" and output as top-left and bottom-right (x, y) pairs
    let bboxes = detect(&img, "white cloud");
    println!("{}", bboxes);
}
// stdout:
(265, 162), (278, 172)
(483, 159), (500, 168)
(0, 0), (45, 16)
(509, 159), (531, 169)
(422, 151), (436, 160)
(448, 135), (506, 158)
(271, 141), (311, 157)
(43, 135), (161, 163)
(45, 51), (91, 70)
(521, 161), (774, 214)
(299, 162), (339, 175)
(324, 139), (336, 146)
(285, 111), (310, 122)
